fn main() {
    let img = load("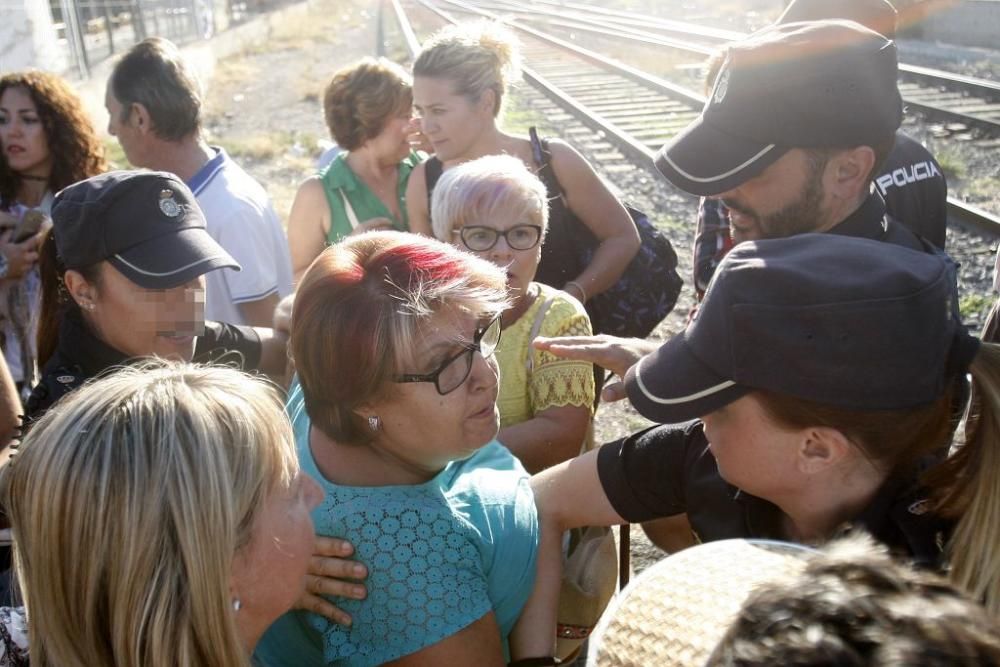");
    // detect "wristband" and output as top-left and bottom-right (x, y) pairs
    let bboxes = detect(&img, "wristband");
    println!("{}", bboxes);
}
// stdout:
(565, 280), (587, 303)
